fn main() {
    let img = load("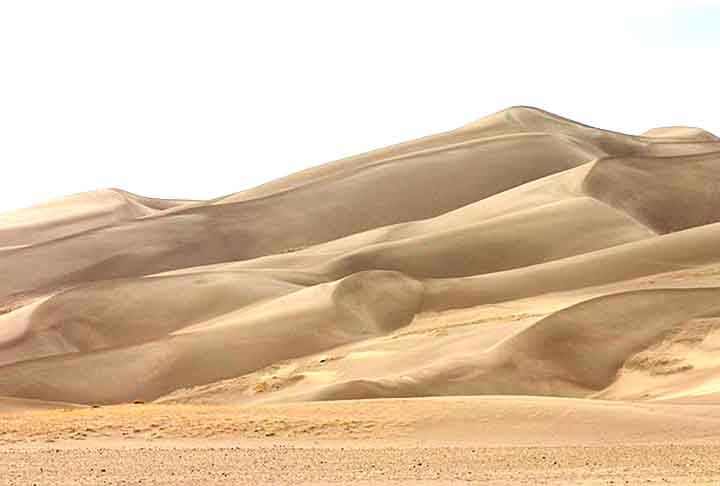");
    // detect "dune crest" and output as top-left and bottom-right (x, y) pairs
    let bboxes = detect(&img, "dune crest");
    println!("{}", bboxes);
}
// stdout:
(2, 107), (720, 409)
